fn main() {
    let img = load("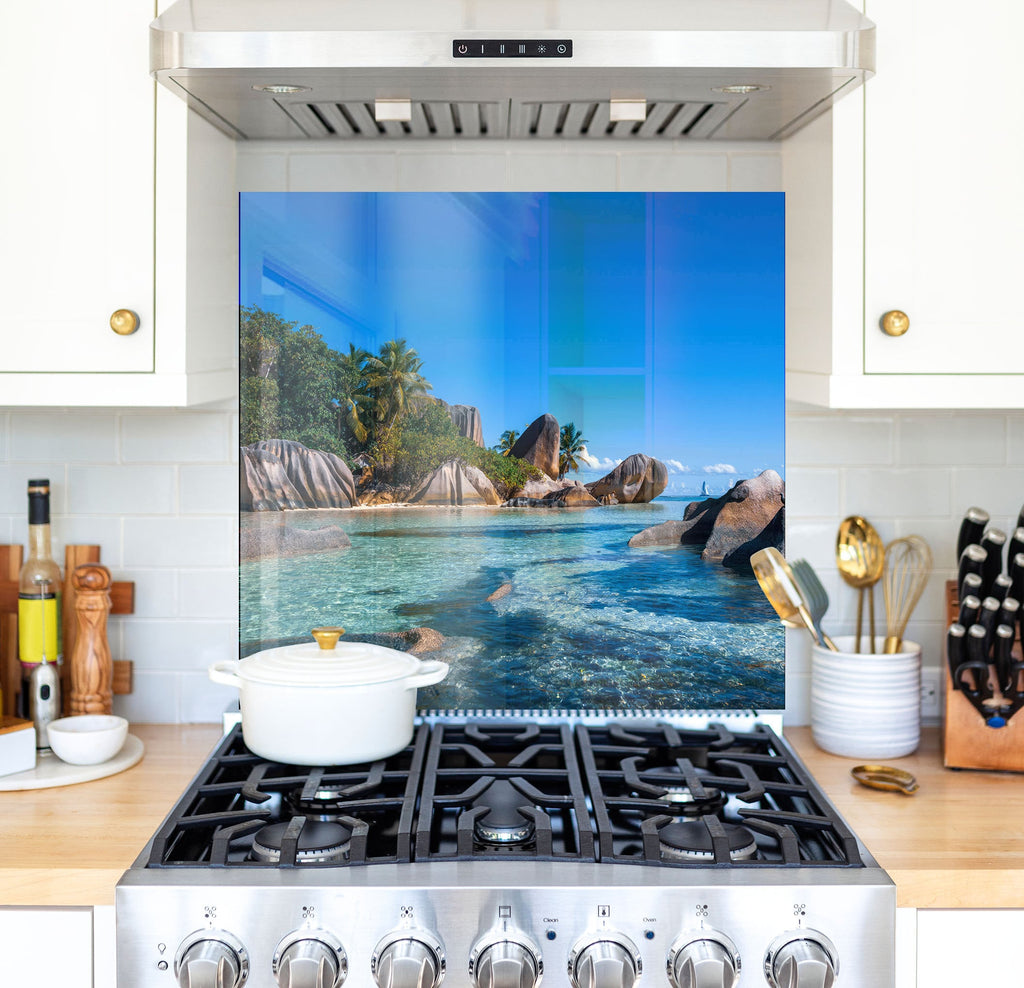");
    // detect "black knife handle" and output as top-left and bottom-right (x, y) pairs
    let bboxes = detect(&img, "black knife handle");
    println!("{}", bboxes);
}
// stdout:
(958, 507), (990, 562)
(998, 596), (1020, 630)
(1009, 527), (1024, 568)
(947, 623), (967, 690)
(995, 624), (1016, 694)
(959, 545), (989, 598)
(960, 572), (984, 603)
(958, 594), (982, 629)
(980, 528), (1008, 587)
(978, 596), (1002, 649)
(990, 573), (1014, 604)
(1011, 553), (1024, 604)
(966, 624), (993, 698)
